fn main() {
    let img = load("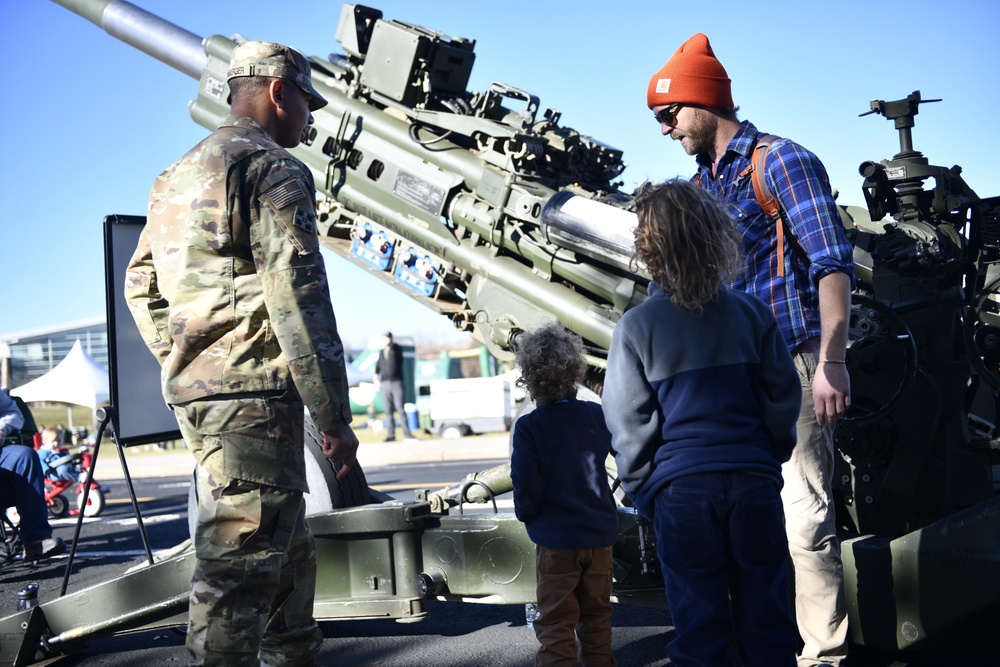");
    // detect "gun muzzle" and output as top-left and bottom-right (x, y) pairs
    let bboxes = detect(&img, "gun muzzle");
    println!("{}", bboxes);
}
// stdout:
(541, 192), (638, 273)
